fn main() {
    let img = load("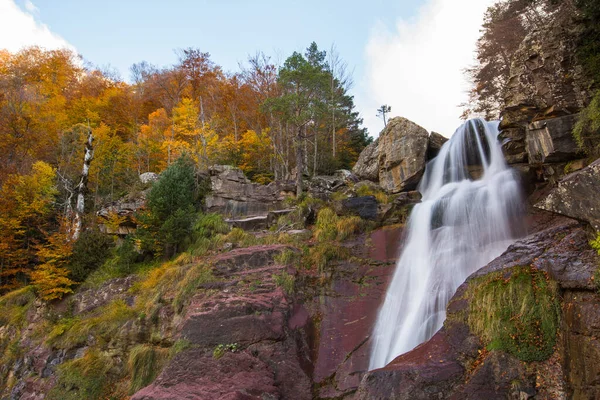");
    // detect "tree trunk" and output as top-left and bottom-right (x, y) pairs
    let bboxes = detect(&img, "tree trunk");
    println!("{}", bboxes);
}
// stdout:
(295, 127), (303, 197)
(72, 126), (94, 240)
